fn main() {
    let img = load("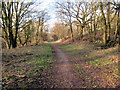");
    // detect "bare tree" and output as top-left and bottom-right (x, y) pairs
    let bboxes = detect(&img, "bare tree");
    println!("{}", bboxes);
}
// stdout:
(112, 1), (120, 45)
(2, 1), (33, 48)
(56, 1), (74, 41)
(71, 1), (92, 39)
(35, 10), (48, 45)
